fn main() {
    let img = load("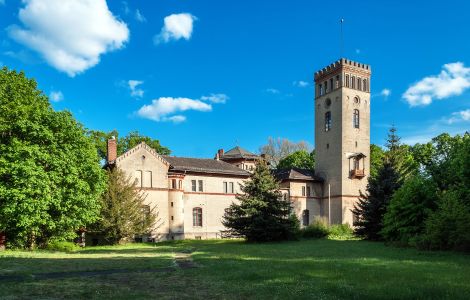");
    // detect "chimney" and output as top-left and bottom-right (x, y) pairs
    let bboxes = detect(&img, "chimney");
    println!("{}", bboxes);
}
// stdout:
(215, 149), (224, 161)
(107, 136), (117, 164)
